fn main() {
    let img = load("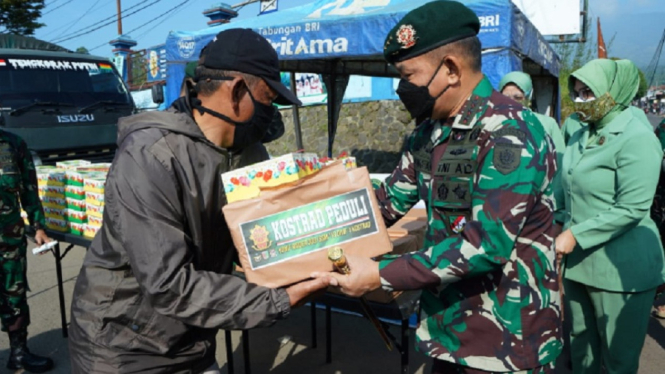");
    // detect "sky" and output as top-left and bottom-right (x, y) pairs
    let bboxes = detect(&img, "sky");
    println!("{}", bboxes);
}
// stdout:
(33, 0), (665, 69)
